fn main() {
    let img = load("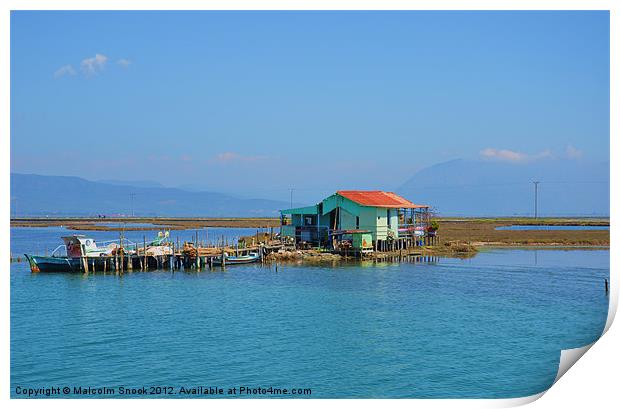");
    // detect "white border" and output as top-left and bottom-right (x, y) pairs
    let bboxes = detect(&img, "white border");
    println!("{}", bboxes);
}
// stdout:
(2, 1), (616, 408)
